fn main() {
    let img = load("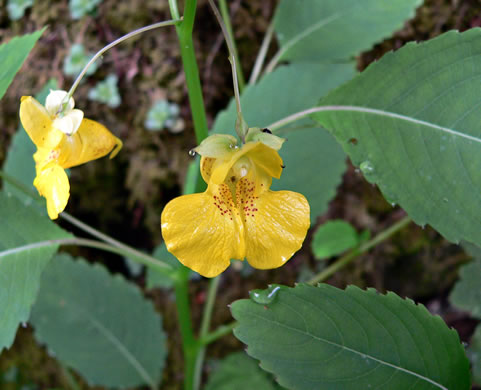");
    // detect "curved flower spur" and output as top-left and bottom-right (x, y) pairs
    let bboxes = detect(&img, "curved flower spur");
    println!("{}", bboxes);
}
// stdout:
(19, 90), (122, 219)
(161, 129), (310, 277)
